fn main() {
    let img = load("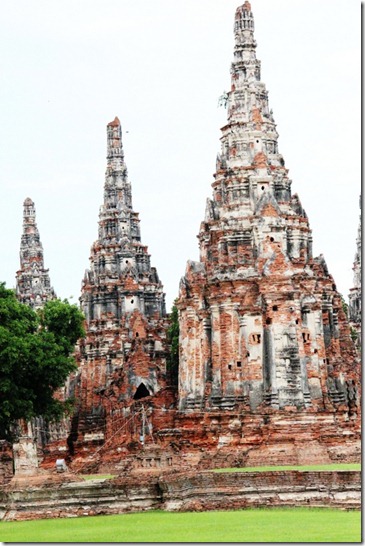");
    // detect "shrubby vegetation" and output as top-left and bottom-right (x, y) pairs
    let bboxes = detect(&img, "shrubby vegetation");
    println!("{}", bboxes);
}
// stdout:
(166, 303), (179, 386)
(0, 283), (84, 440)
